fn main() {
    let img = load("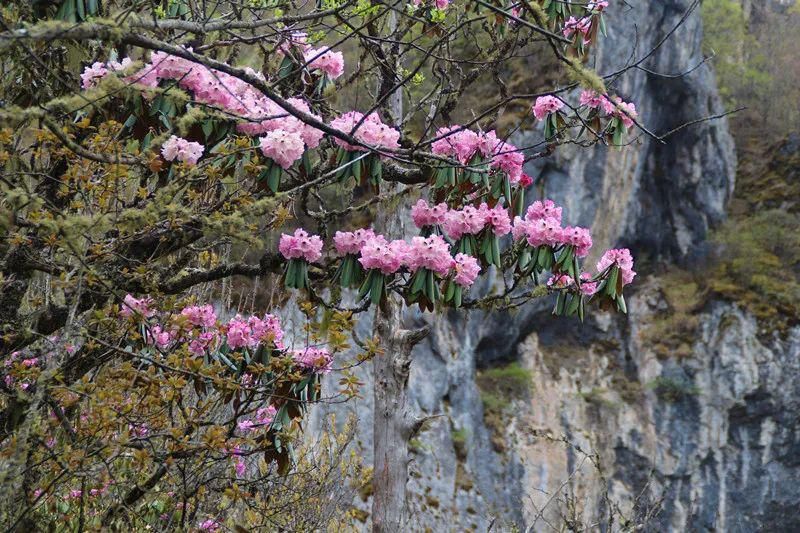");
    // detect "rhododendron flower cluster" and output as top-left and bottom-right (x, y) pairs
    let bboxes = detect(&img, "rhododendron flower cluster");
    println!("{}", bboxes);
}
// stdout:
(452, 253), (481, 287)
(547, 273), (575, 288)
(413, 0), (451, 9)
(121, 294), (155, 318)
(181, 304), (217, 328)
(329, 111), (401, 152)
(431, 127), (525, 183)
(579, 272), (599, 296)
(443, 205), (486, 240)
(333, 228), (377, 256)
(279, 229), (323, 262)
(479, 203), (513, 236)
(406, 235), (454, 276)
(562, 16), (592, 40)
(291, 347), (333, 374)
(359, 235), (407, 274)
(532, 96), (565, 120)
(411, 199), (448, 228)
(513, 203), (593, 257)
(259, 130), (306, 169)
(597, 248), (636, 285)
(161, 135), (204, 166)
(304, 47), (345, 79)
(579, 91), (639, 129)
